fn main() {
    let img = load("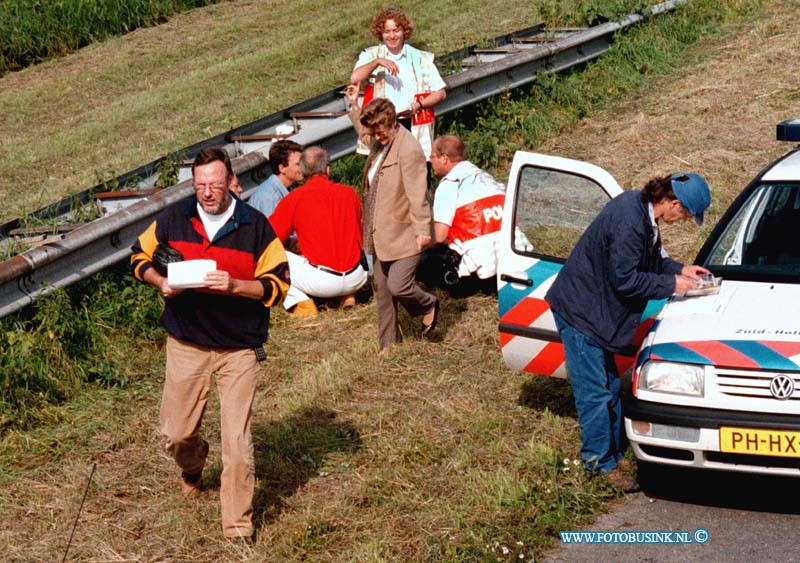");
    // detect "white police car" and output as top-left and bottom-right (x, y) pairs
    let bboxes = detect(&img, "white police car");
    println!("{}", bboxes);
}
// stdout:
(497, 120), (800, 476)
